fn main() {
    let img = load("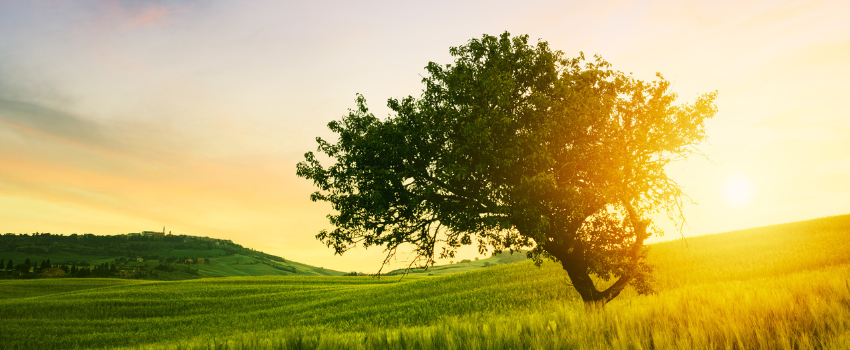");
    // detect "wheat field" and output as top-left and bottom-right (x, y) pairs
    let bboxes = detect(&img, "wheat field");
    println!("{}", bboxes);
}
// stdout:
(2, 215), (849, 350)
